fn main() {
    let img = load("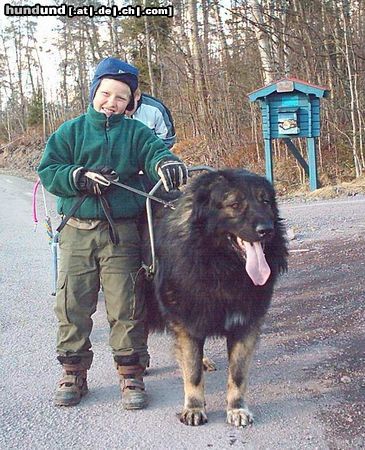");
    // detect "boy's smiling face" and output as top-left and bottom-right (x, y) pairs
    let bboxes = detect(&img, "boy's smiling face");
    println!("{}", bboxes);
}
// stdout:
(93, 78), (131, 117)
